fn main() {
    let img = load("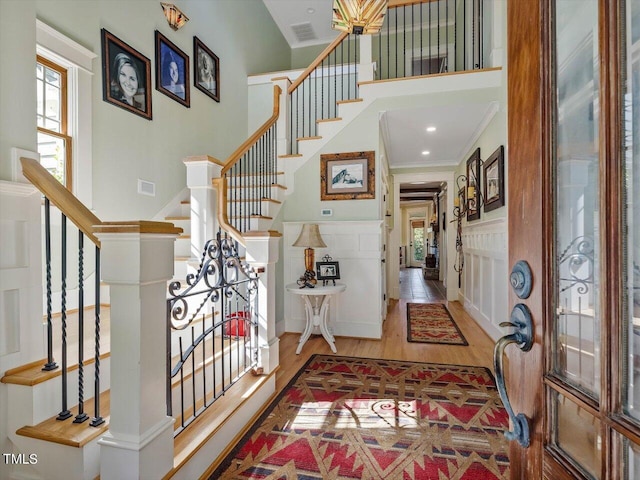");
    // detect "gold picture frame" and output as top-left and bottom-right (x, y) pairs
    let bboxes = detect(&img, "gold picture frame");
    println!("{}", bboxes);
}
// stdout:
(320, 151), (375, 201)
